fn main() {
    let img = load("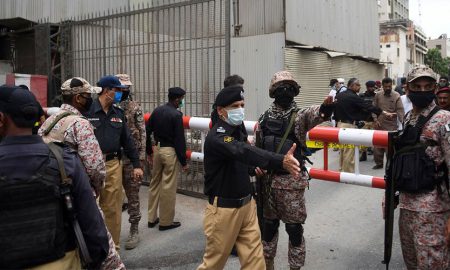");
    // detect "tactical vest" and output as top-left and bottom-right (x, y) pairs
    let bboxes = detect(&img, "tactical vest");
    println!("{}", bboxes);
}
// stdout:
(260, 110), (303, 174)
(0, 146), (73, 268)
(41, 111), (79, 146)
(392, 107), (449, 193)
